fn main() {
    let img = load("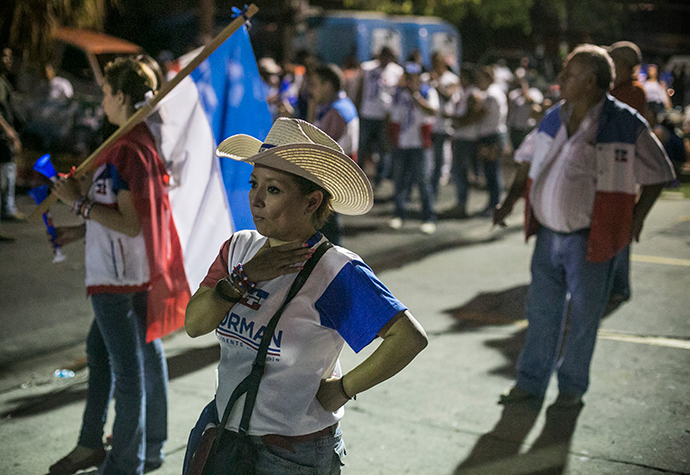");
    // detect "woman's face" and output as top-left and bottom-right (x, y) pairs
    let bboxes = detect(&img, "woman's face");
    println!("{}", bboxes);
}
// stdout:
(248, 165), (319, 241)
(101, 81), (124, 126)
